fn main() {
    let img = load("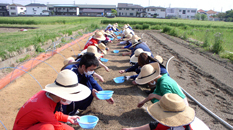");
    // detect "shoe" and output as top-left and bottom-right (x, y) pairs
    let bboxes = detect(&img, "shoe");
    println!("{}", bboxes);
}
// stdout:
(124, 76), (131, 80)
